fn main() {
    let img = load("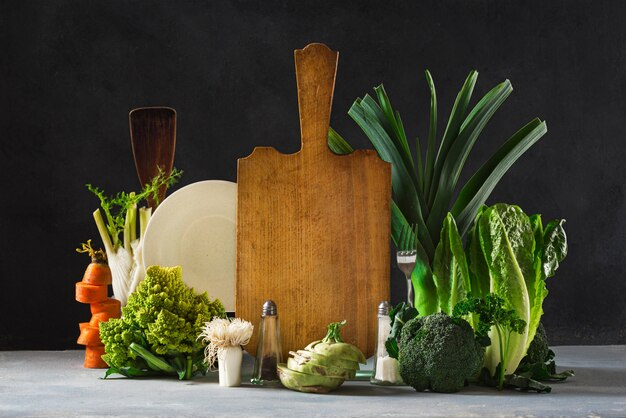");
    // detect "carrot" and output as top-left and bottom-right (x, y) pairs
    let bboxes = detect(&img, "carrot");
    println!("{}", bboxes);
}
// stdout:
(84, 345), (108, 369)
(82, 262), (112, 285)
(77, 325), (102, 346)
(79, 322), (89, 332)
(75, 281), (108, 303)
(76, 240), (112, 285)
(90, 297), (121, 316)
(89, 311), (114, 328)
